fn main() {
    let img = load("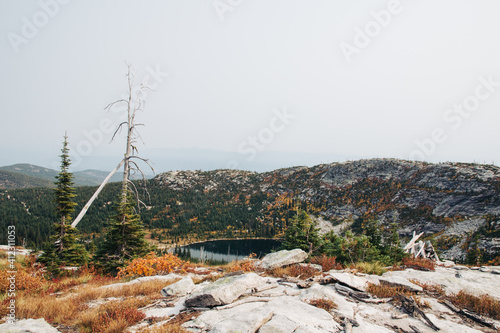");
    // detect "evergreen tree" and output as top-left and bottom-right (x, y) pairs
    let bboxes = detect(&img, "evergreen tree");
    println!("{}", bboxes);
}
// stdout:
(282, 210), (321, 254)
(38, 134), (89, 273)
(94, 191), (150, 275)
